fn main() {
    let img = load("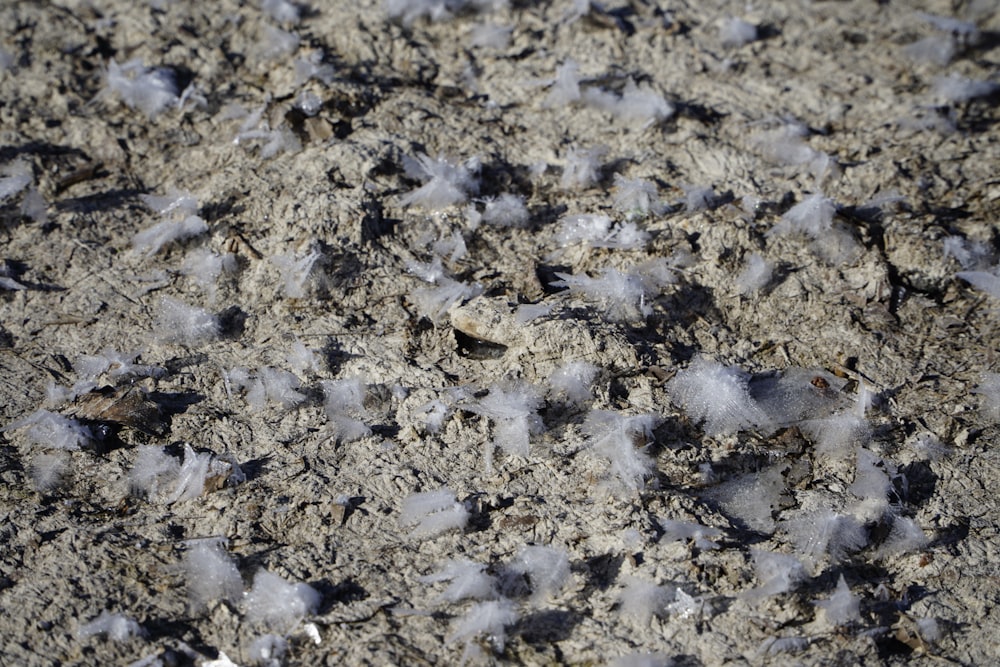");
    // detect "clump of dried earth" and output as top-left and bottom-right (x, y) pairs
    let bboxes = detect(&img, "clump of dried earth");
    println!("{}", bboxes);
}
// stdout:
(1, 1), (999, 665)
